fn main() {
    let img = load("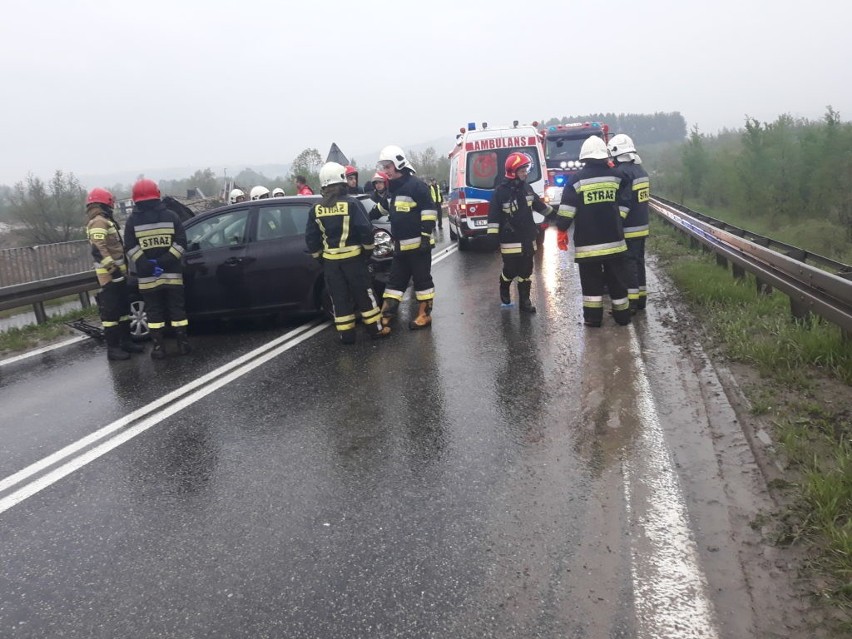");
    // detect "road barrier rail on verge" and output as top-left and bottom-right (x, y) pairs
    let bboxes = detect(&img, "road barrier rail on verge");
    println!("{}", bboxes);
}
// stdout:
(651, 196), (852, 335)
